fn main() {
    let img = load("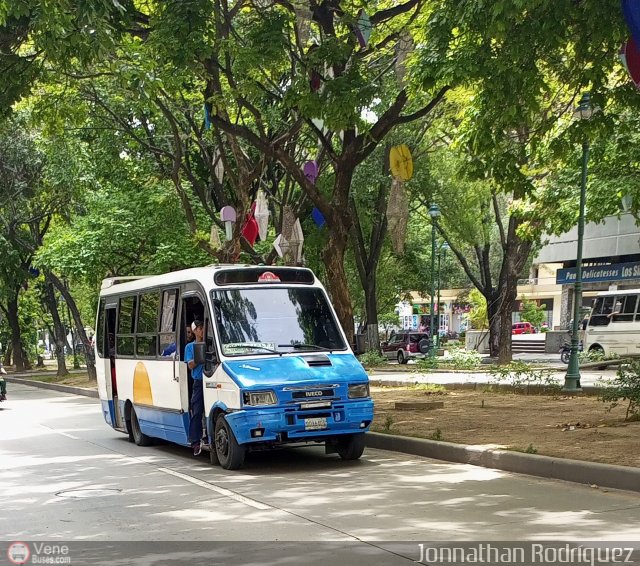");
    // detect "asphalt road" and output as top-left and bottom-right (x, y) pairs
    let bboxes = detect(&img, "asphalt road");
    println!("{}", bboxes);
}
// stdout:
(1, 383), (639, 562)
